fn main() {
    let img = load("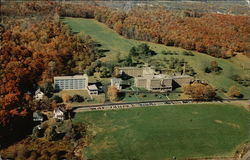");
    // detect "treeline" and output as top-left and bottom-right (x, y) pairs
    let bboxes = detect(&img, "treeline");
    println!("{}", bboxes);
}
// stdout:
(0, 1), (101, 147)
(2, 2), (249, 58)
(58, 4), (250, 58)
